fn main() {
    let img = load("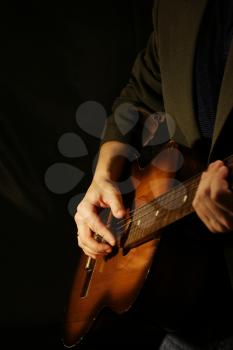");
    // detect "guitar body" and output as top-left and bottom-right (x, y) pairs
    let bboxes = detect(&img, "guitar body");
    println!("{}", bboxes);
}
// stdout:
(63, 240), (159, 347)
(63, 141), (204, 347)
